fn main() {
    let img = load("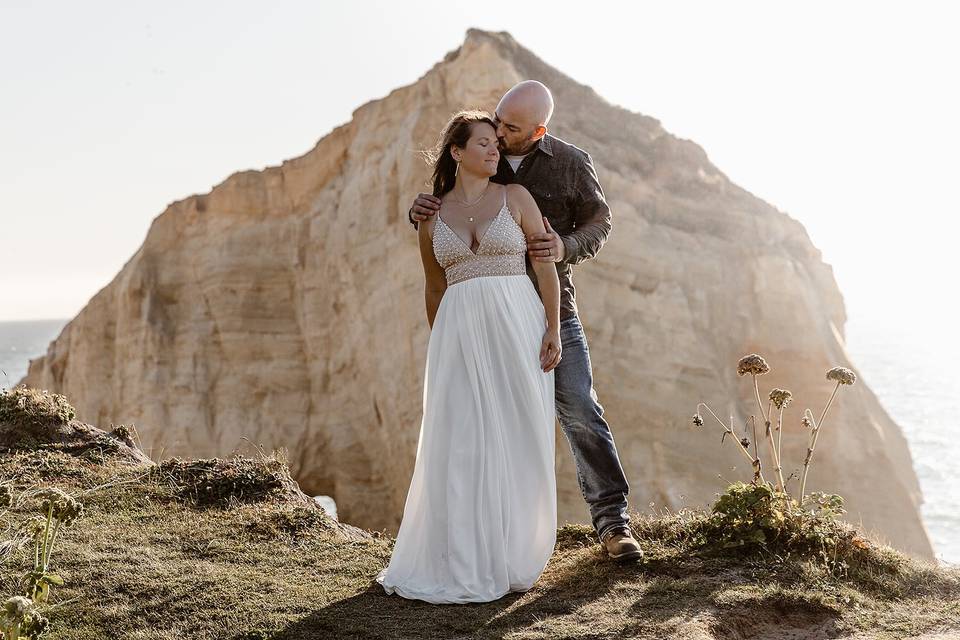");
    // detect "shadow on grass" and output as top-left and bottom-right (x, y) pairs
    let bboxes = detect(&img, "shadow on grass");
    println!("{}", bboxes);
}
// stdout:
(260, 549), (845, 639)
(259, 549), (647, 640)
(621, 574), (842, 639)
(224, 524), (864, 640)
